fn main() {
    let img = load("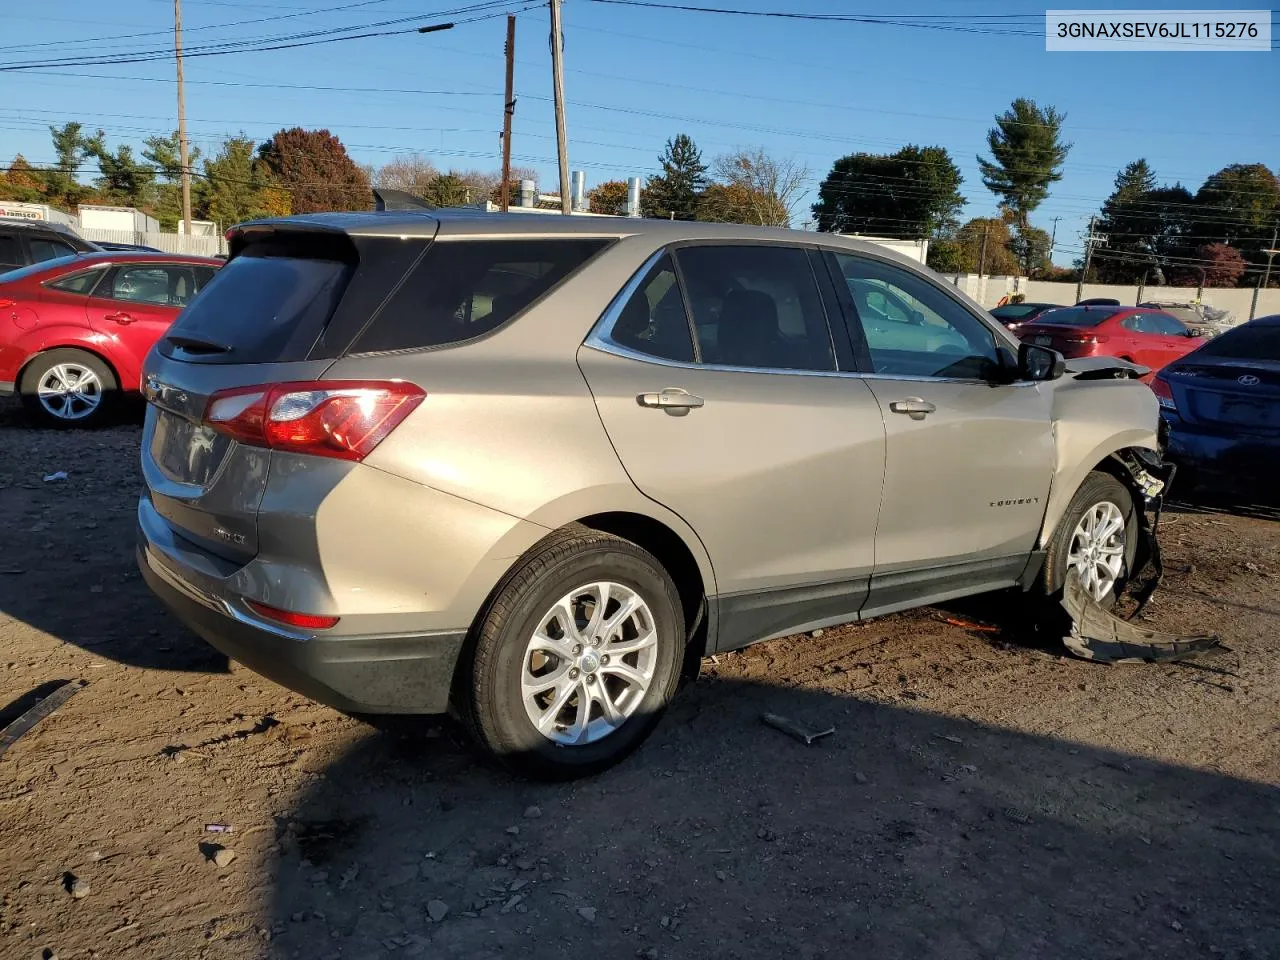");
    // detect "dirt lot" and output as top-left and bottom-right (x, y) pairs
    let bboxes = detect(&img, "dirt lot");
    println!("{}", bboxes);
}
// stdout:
(1, 401), (1278, 960)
